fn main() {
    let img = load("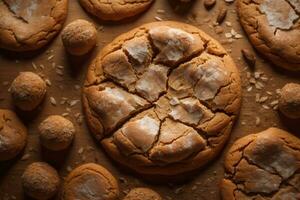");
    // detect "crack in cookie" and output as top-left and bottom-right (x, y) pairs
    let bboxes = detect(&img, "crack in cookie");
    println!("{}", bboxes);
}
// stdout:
(83, 21), (242, 176)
